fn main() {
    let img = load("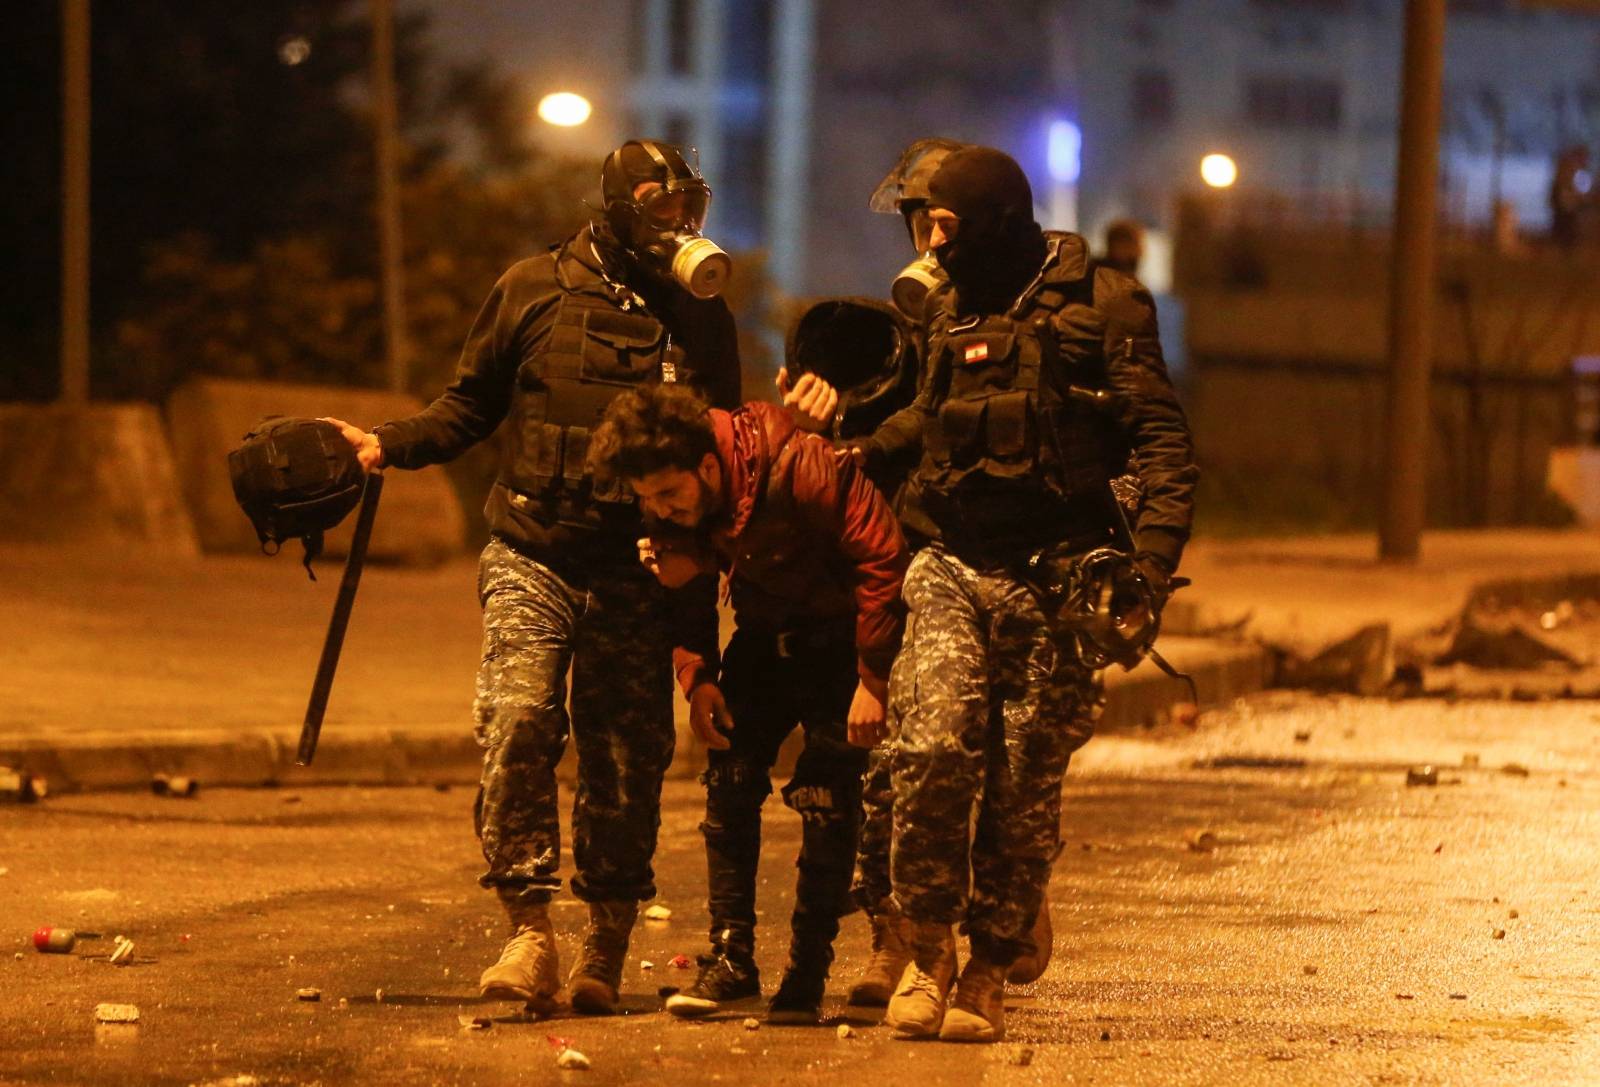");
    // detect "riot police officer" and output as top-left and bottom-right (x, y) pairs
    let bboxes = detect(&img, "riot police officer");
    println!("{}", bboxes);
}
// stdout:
(327, 140), (741, 1016)
(856, 146), (1197, 1043)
